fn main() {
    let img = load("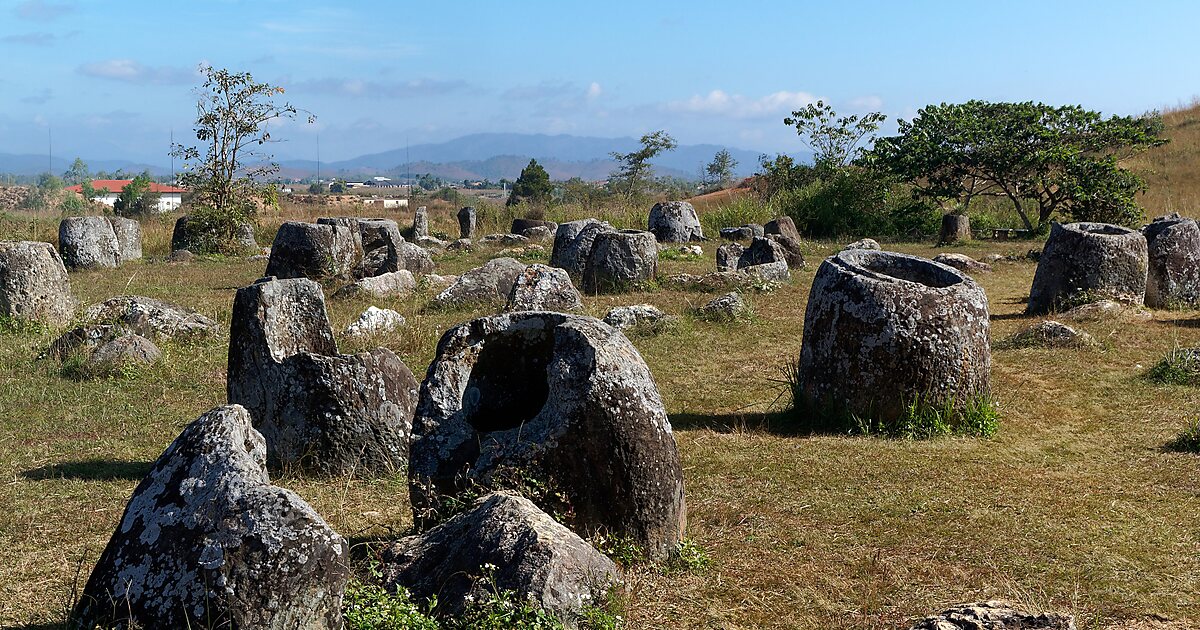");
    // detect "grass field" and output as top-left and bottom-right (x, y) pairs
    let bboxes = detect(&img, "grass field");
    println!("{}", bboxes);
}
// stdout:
(1, 202), (1198, 629)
